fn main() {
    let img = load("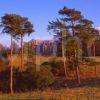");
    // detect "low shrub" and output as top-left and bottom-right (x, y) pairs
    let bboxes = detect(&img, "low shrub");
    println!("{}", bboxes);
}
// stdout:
(0, 63), (55, 92)
(35, 64), (54, 89)
(50, 60), (65, 76)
